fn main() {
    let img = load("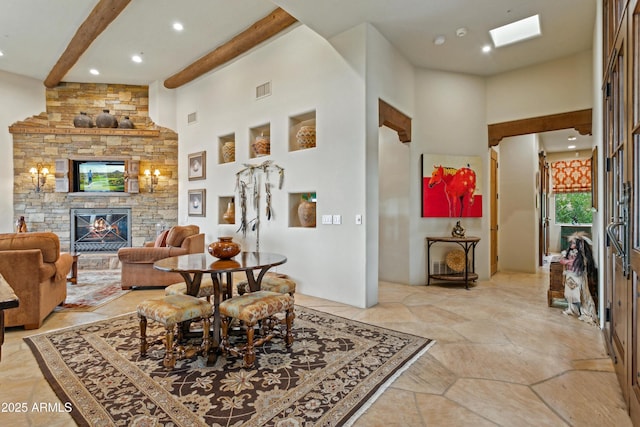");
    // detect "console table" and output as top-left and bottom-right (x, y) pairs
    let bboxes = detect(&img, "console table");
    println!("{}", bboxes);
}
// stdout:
(0, 274), (19, 362)
(426, 236), (480, 289)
